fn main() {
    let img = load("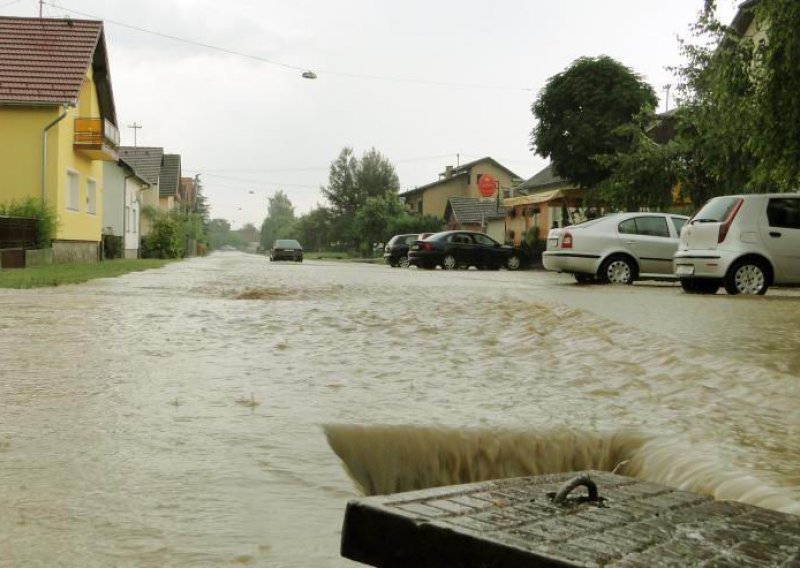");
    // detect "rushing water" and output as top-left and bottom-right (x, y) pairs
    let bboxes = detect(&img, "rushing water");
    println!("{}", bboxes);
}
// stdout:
(1, 252), (799, 566)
